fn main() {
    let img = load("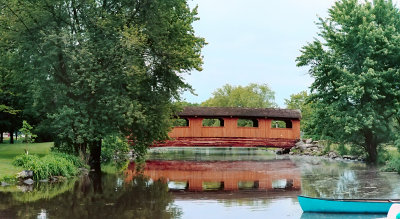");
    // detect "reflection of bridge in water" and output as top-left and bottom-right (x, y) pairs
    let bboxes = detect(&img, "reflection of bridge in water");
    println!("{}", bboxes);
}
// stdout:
(125, 159), (301, 192)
